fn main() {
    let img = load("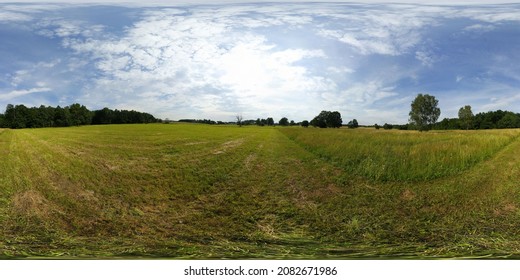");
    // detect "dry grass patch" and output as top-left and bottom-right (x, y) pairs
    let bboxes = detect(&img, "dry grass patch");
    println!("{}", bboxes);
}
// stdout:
(11, 190), (52, 219)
